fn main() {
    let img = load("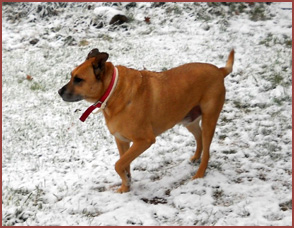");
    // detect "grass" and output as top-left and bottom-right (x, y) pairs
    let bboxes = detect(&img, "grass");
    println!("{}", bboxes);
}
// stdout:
(259, 33), (275, 47)
(258, 50), (291, 94)
(222, 149), (237, 155)
(218, 135), (227, 140)
(259, 33), (292, 48)
(233, 100), (251, 112)
(270, 73), (284, 85)
(79, 40), (89, 46)
(2, 185), (47, 226)
(273, 96), (289, 106)
(229, 3), (248, 15)
(249, 3), (271, 21)
(30, 82), (45, 91)
(279, 200), (292, 211)
(281, 34), (292, 48)
(196, 2), (273, 22)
